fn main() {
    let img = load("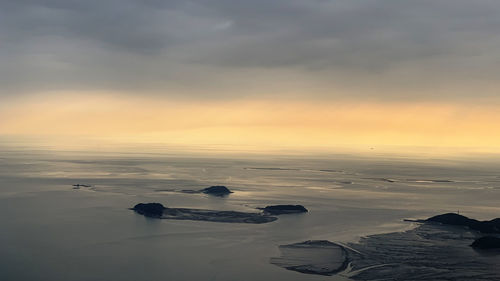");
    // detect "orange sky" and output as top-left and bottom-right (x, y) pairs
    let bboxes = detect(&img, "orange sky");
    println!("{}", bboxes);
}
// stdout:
(3, 1), (500, 155)
(1, 92), (500, 153)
